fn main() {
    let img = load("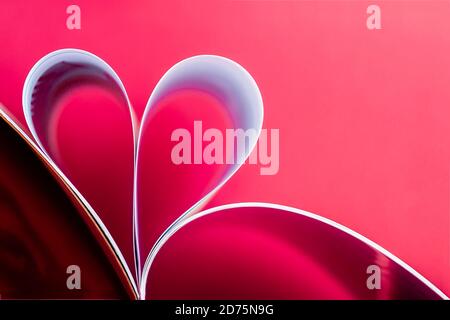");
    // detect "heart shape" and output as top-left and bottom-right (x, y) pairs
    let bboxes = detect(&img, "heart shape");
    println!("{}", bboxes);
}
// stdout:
(22, 49), (263, 293)
(18, 48), (444, 300)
